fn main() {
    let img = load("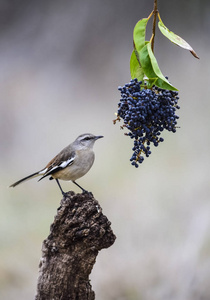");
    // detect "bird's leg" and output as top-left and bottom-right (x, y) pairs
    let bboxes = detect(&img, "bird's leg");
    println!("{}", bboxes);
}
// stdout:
(72, 181), (88, 193)
(55, 179), (67, 196)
